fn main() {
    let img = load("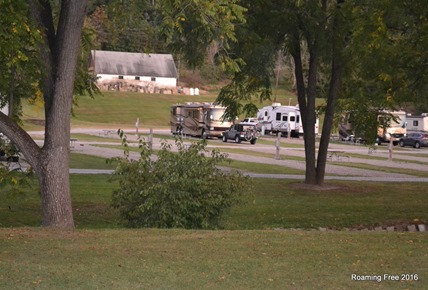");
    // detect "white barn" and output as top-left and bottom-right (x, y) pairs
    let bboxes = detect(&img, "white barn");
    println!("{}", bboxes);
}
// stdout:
(90, 50), (178, 91)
